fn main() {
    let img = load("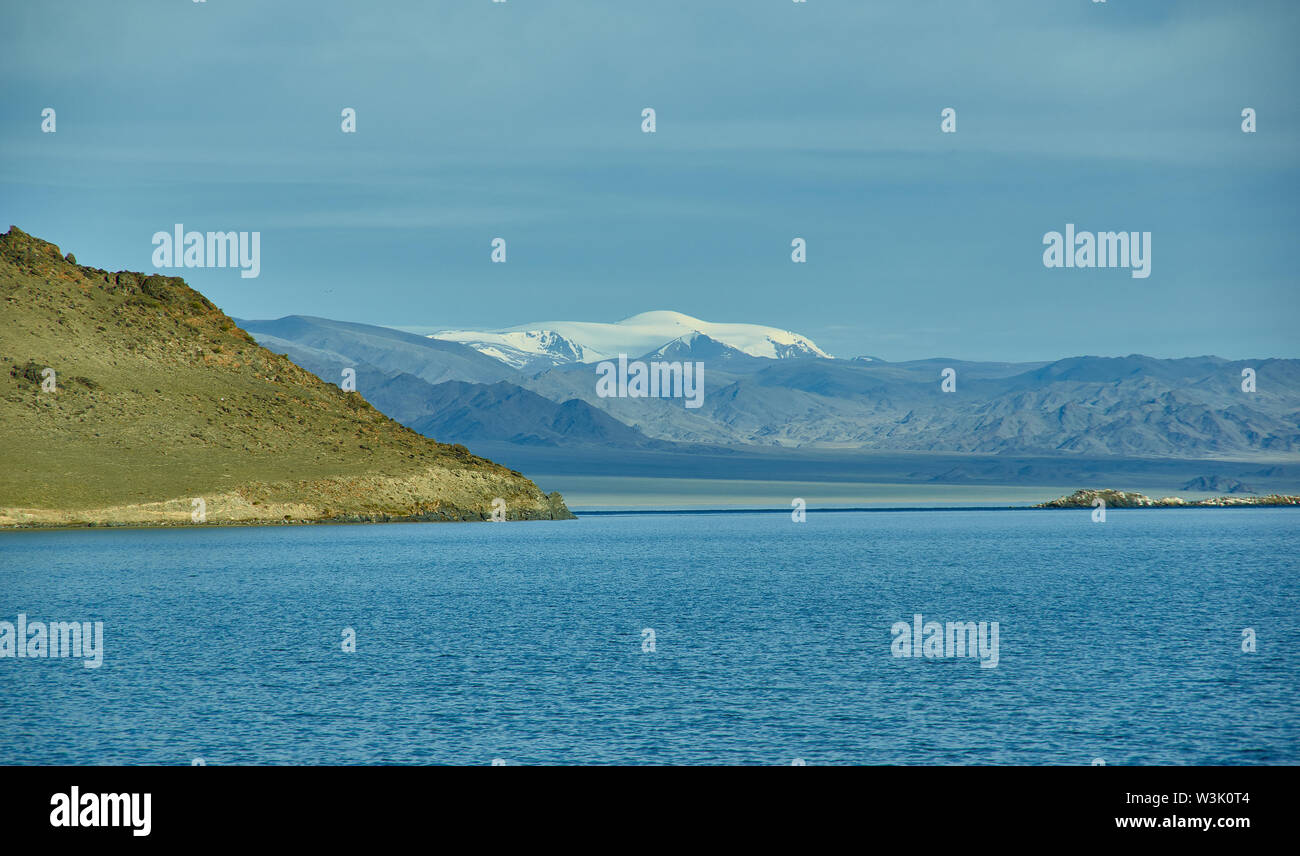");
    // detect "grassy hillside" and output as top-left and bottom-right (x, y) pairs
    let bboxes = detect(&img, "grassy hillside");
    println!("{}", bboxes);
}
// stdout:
(0, 226), (572, 525)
